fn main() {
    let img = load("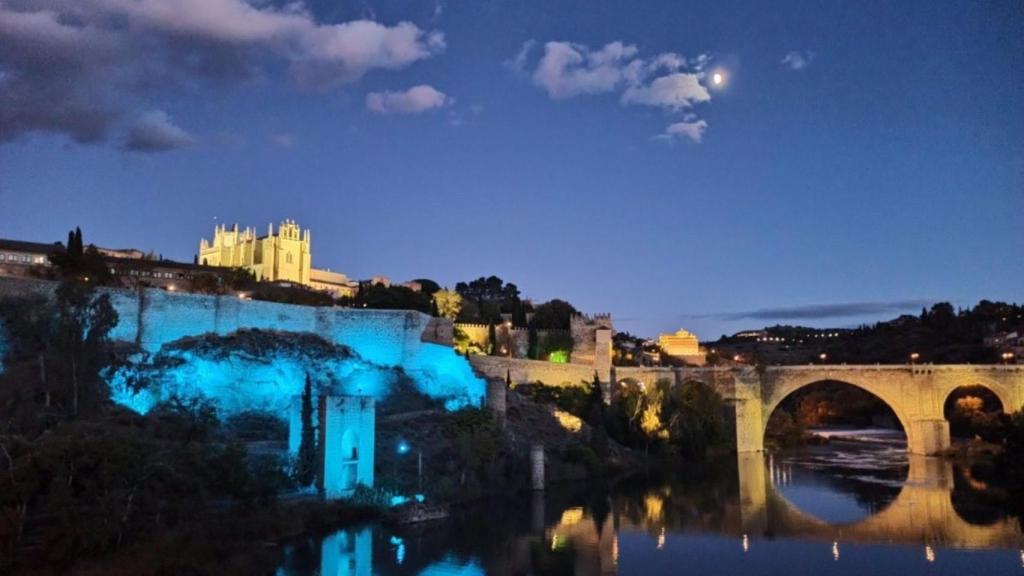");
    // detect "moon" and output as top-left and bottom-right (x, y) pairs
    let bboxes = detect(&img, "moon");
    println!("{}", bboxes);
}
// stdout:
(712, 72), (724, 86)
